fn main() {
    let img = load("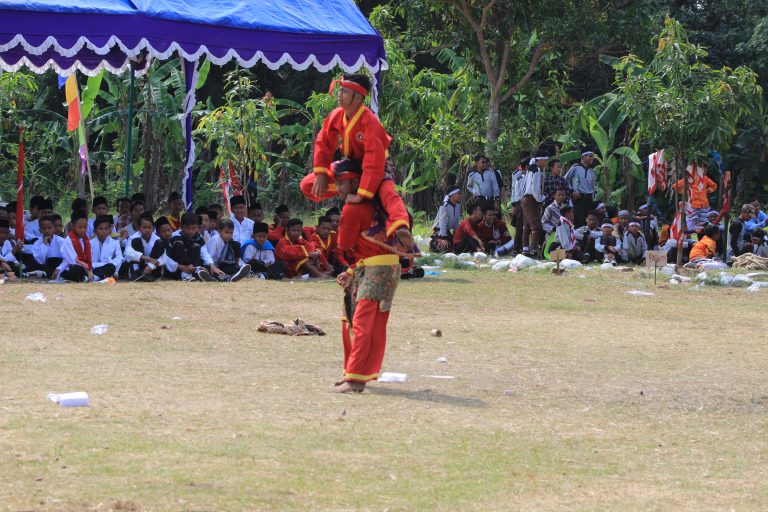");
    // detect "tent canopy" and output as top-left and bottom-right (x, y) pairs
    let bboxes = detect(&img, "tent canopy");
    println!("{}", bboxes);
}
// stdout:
(0, 0), (387, 76)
